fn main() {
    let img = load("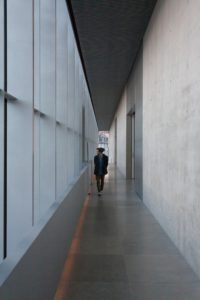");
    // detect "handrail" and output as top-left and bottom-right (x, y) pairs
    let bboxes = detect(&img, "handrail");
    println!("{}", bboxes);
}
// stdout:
(33, 107), (46, 117)
(0, 89), (18, 101)
(0, 90), (97, 145)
